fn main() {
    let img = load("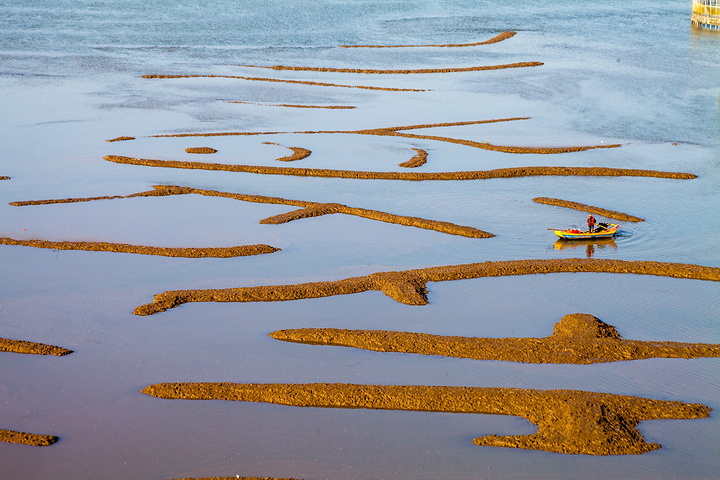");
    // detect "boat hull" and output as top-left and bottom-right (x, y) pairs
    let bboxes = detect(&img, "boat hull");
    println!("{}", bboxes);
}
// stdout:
(553, 223), (619, 240)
